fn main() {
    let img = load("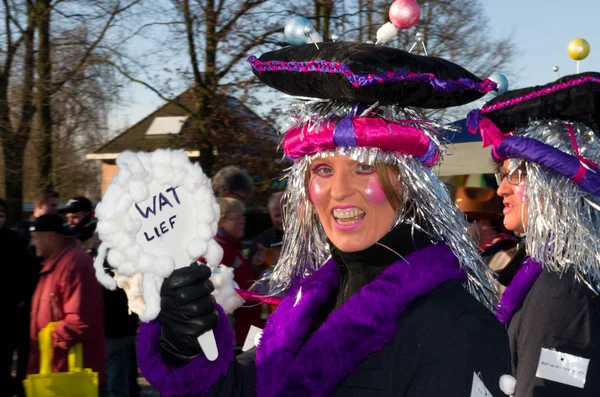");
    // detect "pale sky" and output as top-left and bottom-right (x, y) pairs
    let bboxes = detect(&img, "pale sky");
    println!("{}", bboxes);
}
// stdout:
(482, 0), (599, 88)
(110, 0), (600, 134)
